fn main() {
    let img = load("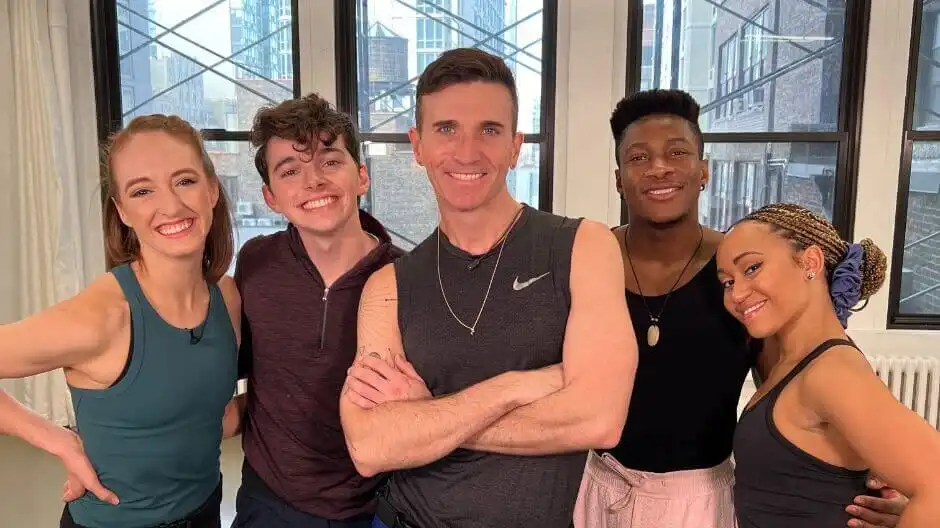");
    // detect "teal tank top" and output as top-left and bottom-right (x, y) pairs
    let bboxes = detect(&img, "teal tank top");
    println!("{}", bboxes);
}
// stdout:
(66, 264), (237, 528)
